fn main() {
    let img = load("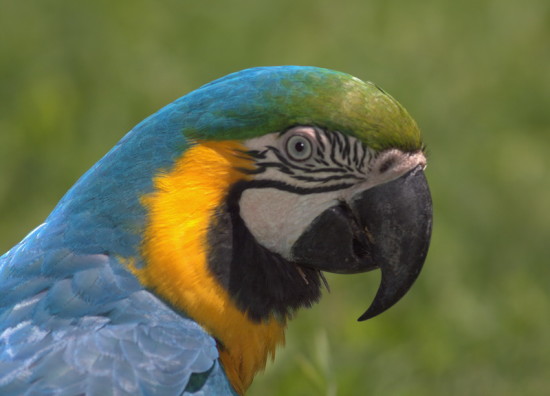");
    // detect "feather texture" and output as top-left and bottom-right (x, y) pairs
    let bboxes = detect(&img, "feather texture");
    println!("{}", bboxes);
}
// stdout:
(0, 224), (235, 395)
